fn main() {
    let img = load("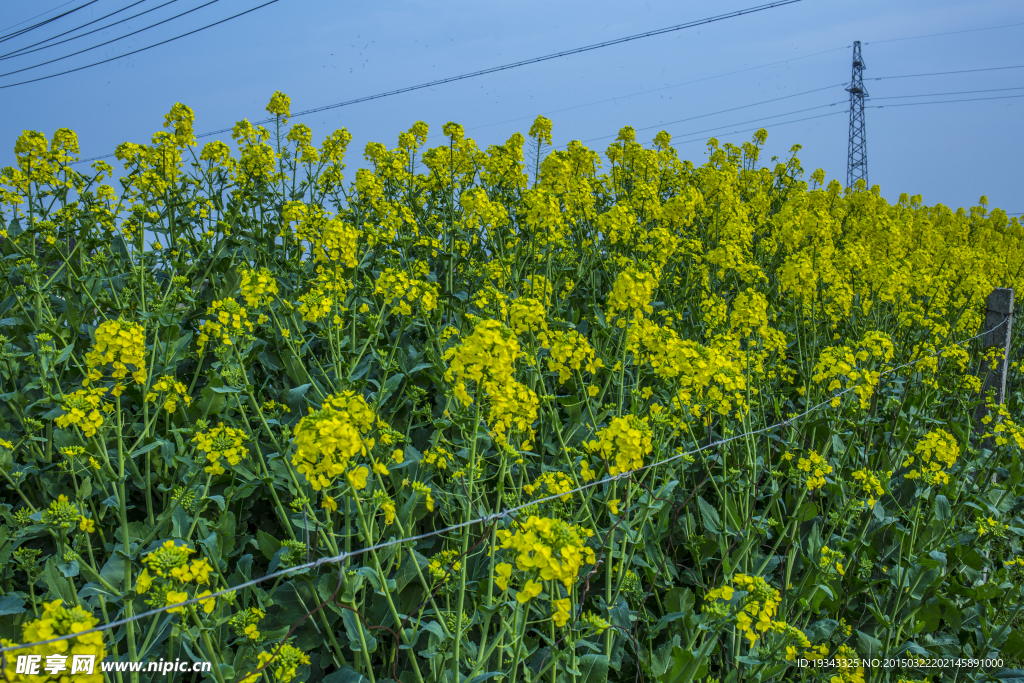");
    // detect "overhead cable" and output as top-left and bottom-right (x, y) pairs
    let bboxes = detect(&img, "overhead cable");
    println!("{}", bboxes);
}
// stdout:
(0, 0), (281, 90)
(0, 0), (172, 62)
(0, 0), (99, 44)
(0, 0), (226, 78)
